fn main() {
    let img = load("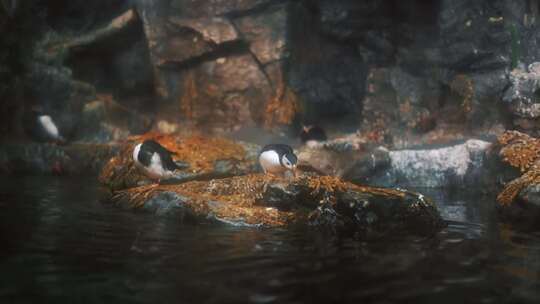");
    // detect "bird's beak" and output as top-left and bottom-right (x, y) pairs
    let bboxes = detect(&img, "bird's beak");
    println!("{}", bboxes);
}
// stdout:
(292, 165), (297, 178)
